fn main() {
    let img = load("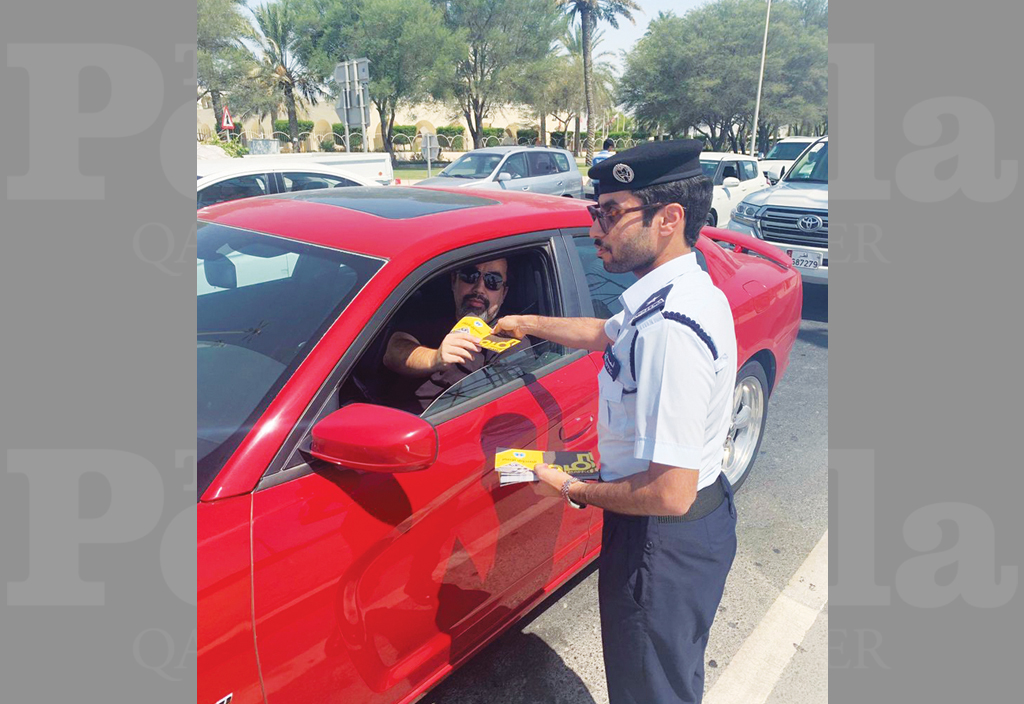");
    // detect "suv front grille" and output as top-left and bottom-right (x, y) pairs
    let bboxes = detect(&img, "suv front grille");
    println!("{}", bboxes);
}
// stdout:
(760, 207), (828, 246)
